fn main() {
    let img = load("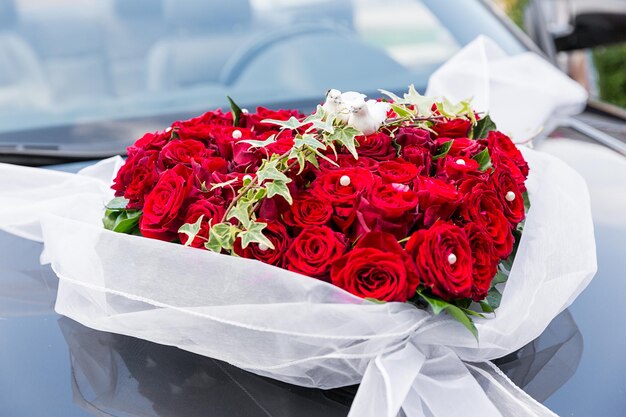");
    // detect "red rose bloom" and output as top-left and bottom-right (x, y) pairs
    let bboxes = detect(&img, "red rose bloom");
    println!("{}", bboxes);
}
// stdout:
(490, 166), (525, 225)
(112, 149), (159, 209)
(432, 118), (471, 138)
(400, 145), (432, 175)
(178, 196), (226, 248)
(285, 226), (346, 279)
(353, 132), (396, 160)
(140, 164), (193, 241)
(438, 155), (481, 181)
(283, 195), (333, 228)
(406, 222), (473, 300)
(331, 232), (419, 302)
(233, 220), (290, 267)
(487, 131), (529, 188)
(437, 137), (483, 158)
(459, 182), (514, 259)
(132, 130), (170, 151)
(378, 159), (419, 184)
(159, 139), (208, 168)
(394, 127), (433, 148)
(415, 176), (460, 227)
(464, 224), (498, 301)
